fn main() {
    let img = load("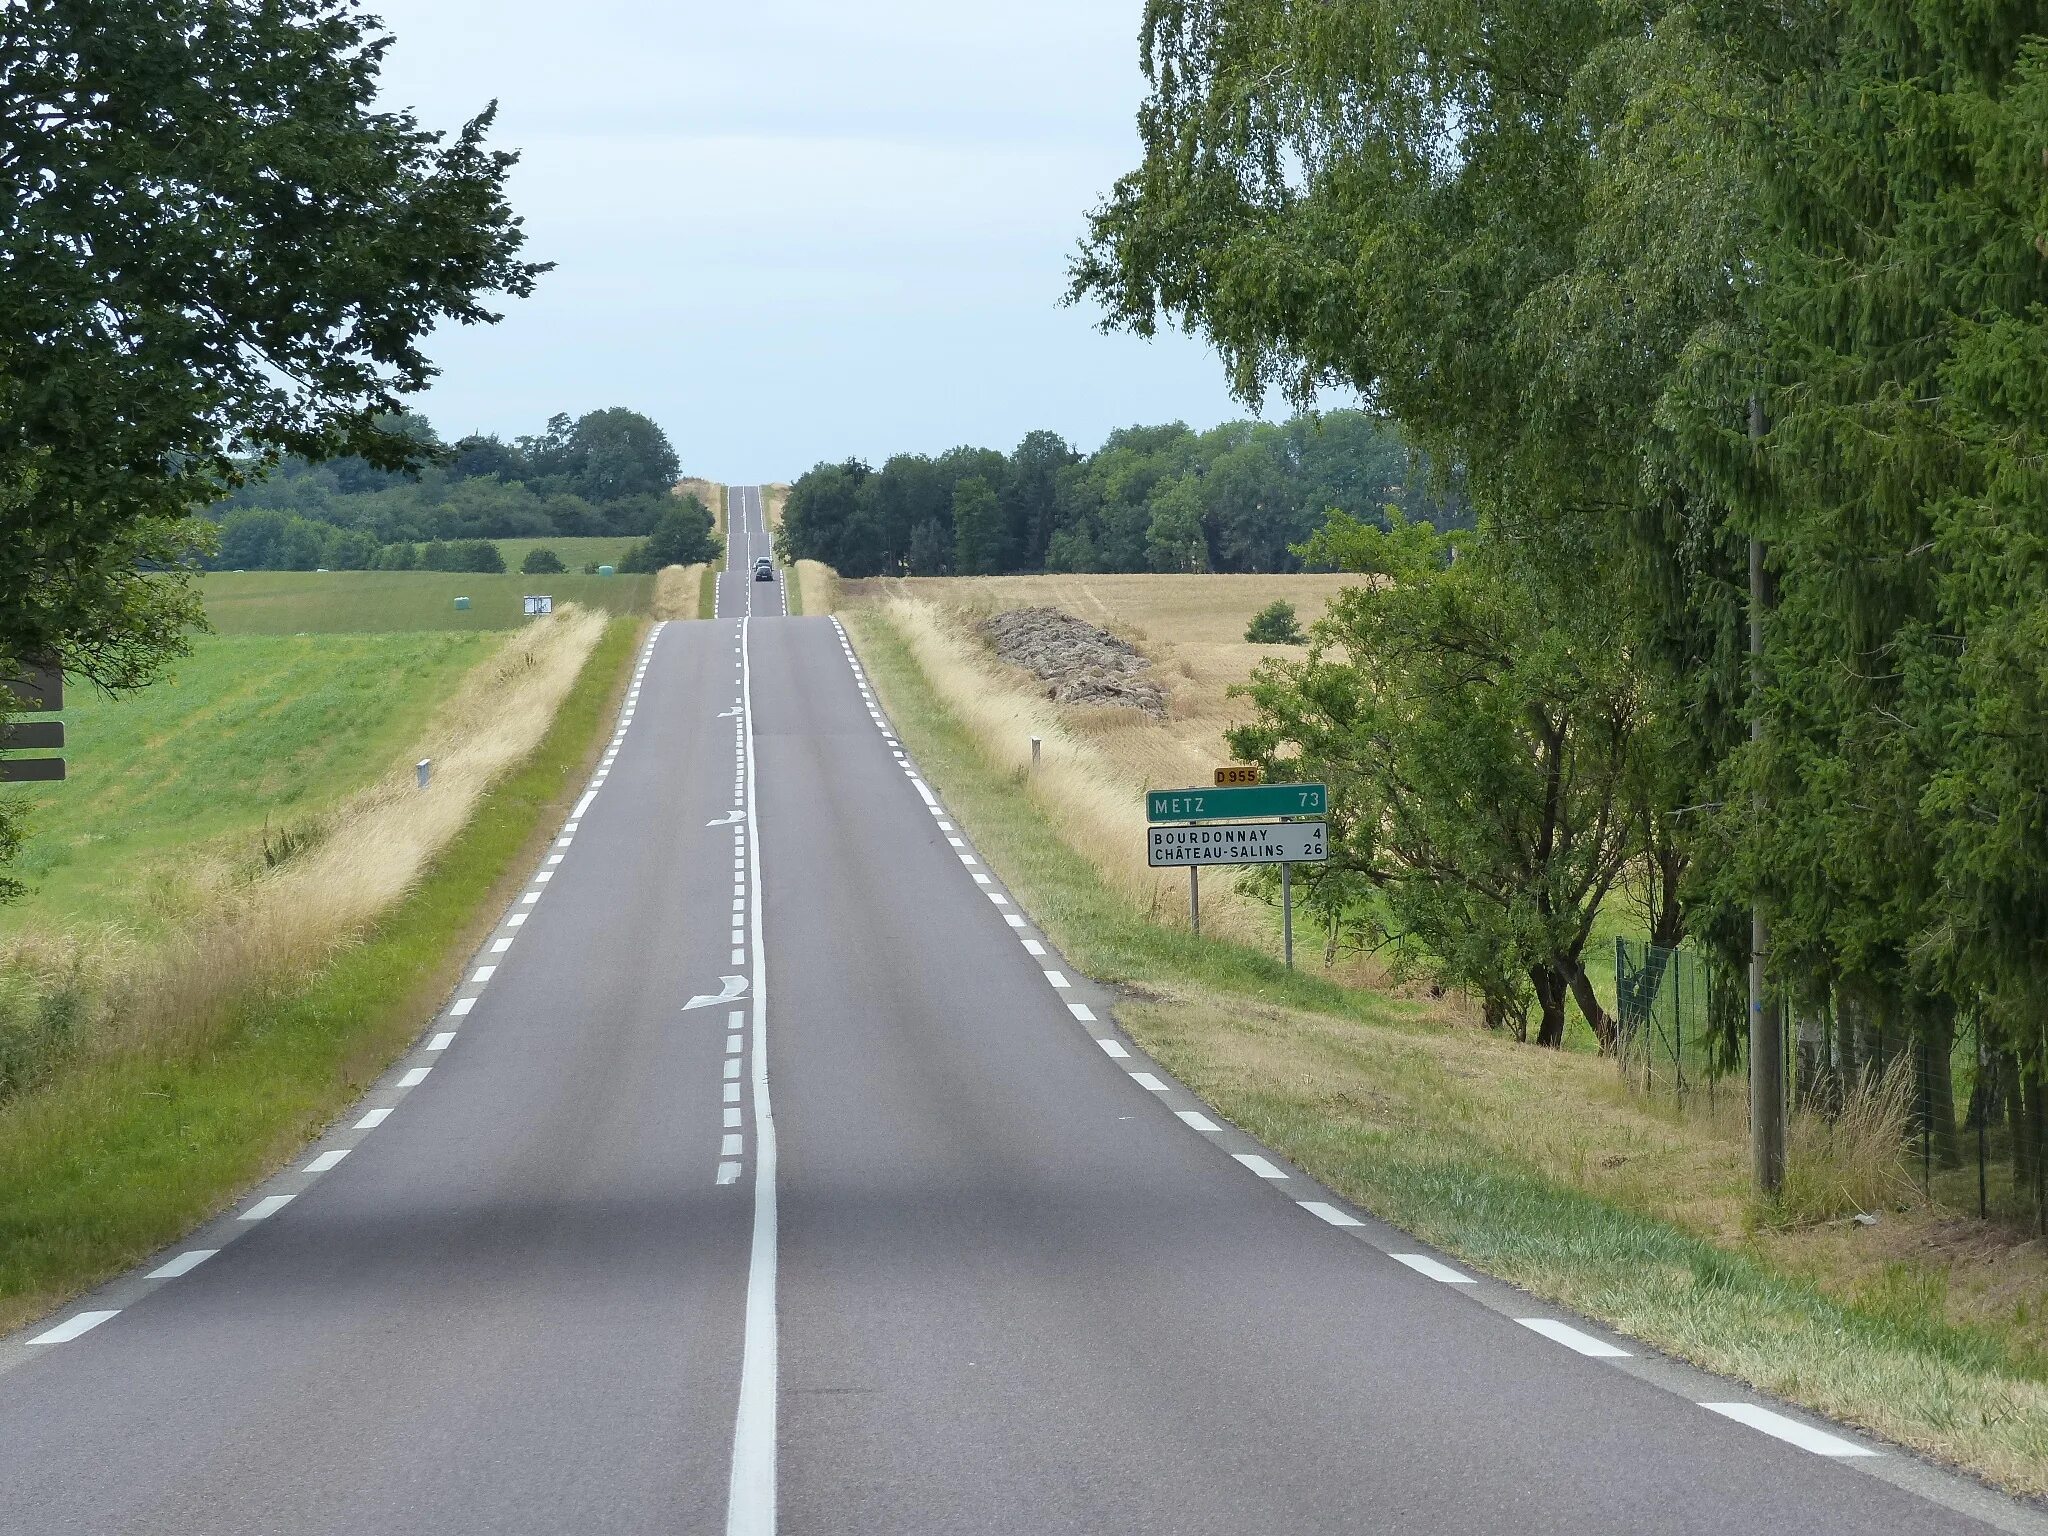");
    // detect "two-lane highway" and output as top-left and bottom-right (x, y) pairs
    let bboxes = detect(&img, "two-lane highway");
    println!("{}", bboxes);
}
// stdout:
(0, 486), (2034, 1534)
